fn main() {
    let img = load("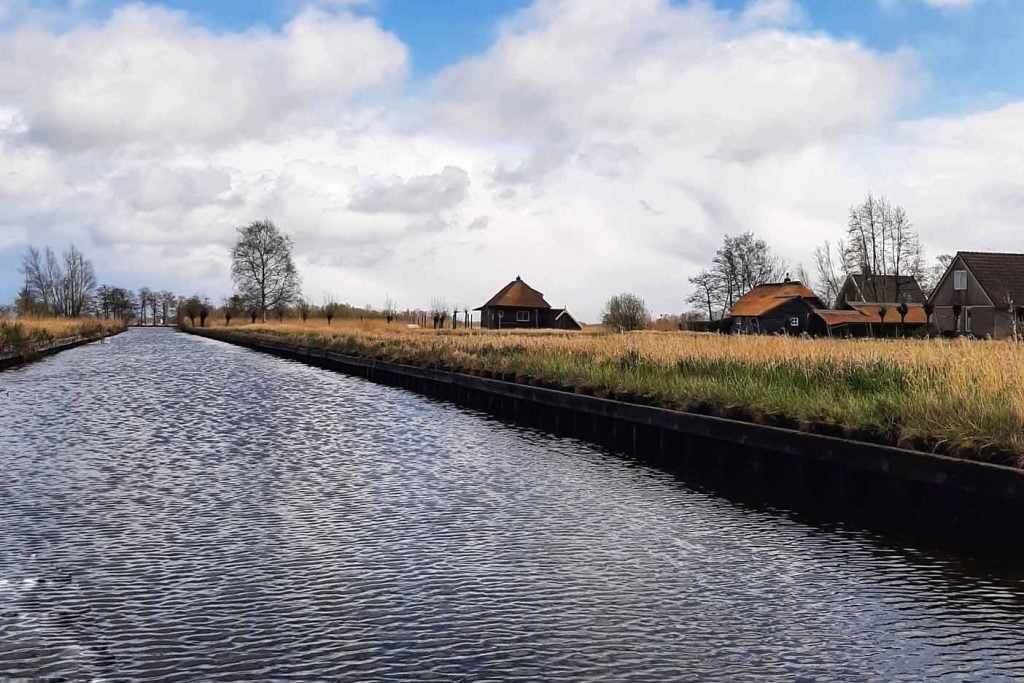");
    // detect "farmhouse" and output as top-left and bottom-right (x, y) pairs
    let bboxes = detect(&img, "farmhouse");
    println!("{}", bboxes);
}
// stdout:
(475, 276), (582, 330)
(728, 281), (824, 335)
(928, 251), (1024, 339)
